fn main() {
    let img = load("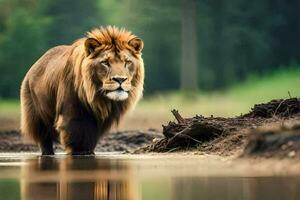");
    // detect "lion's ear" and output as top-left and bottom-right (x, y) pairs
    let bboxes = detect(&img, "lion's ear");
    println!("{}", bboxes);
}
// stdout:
(85, 38), (101, 56)
(128, 37), (144, 53)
